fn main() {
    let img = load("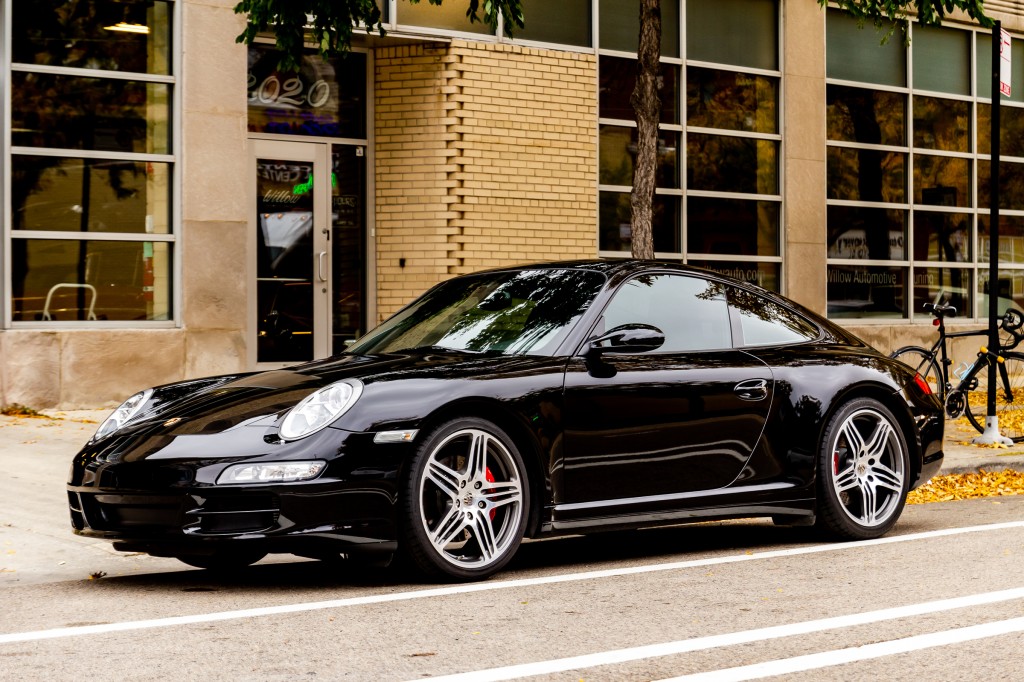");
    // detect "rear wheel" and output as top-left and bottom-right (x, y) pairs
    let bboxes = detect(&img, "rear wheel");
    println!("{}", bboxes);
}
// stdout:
(963, 355), (1024, 442)
(816, 398), (909, 540)
(891, 346), (943, 399)
(400, 417), (529, 581)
